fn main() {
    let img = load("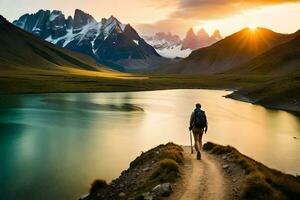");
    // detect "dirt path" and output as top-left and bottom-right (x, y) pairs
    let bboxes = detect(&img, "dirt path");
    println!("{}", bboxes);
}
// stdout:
(168, 147), (228, 200)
